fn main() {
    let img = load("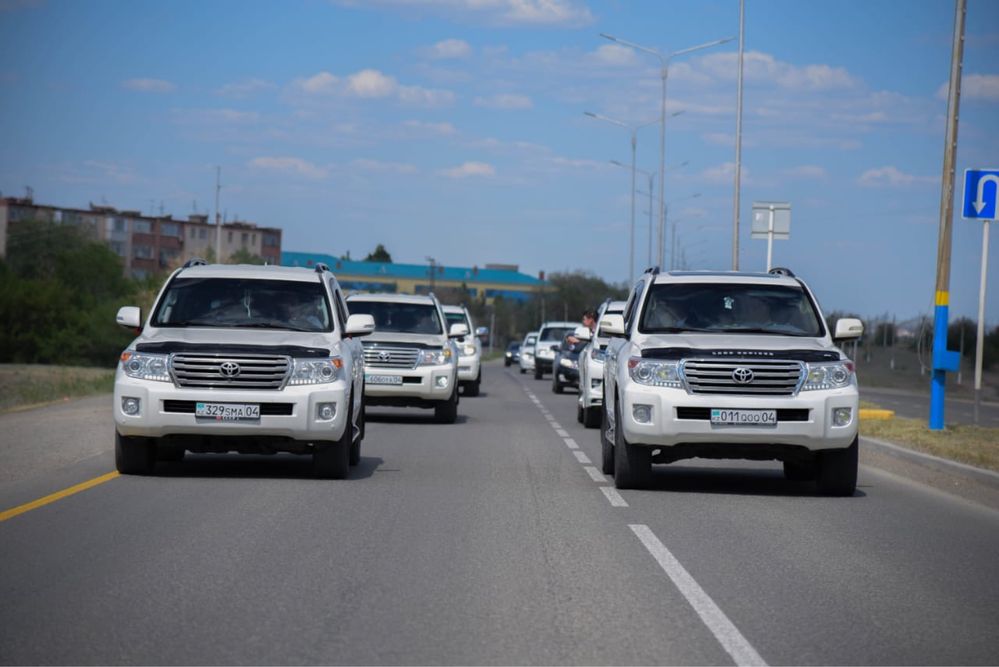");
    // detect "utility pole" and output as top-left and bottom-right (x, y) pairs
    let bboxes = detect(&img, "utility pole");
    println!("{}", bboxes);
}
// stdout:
(929, 0), (966, 430)
(426, 256), (437, 293)
(214, 166), (222, 263)
(732, 0), (745, 270)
